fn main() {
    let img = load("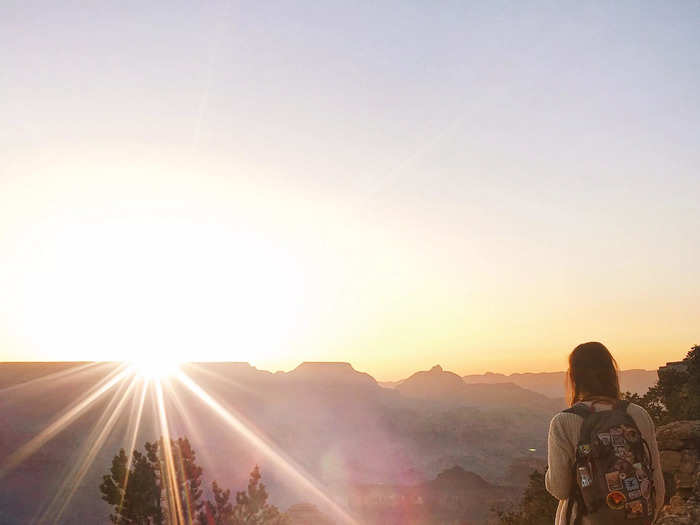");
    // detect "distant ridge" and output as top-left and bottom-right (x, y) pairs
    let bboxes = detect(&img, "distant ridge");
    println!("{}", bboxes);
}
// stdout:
(462, 368), (658, 398)
(0, 360), (658, 399)
(284, 361), (378, 386)
(395, 364), (564, 411)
